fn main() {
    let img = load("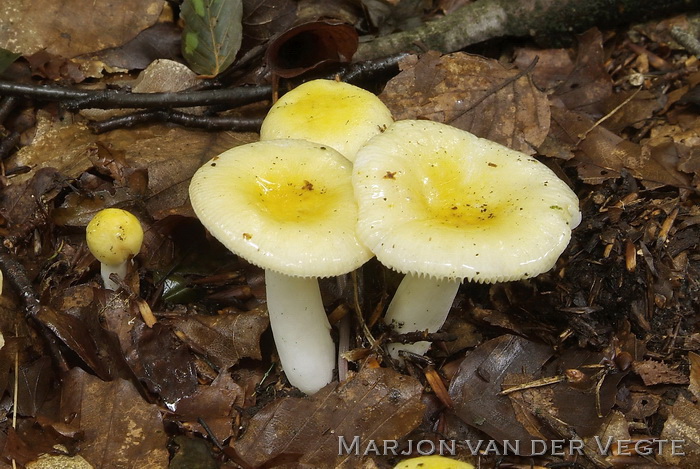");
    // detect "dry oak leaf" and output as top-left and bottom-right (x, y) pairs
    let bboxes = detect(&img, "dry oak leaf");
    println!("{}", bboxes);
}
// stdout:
(0, 0), (164, 58)
(231, 366), (425, 468)
(58, 367), (169, 468)
(380, 51), (550, 154)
